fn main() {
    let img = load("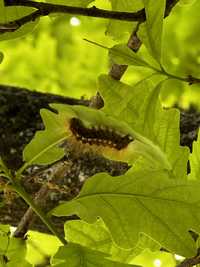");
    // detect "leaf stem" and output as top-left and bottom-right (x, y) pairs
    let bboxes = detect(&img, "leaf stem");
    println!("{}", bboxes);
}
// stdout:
(83, 40), (200, 85)
(10, 177), (67, 245)
(148, 65), (198, 84)
(83, 38), (108, 50)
